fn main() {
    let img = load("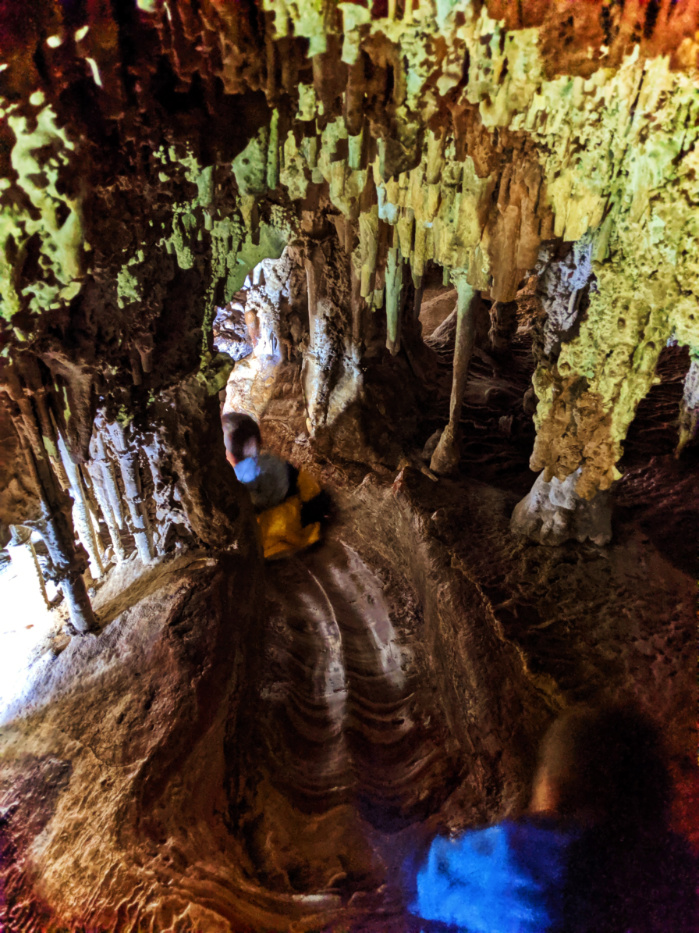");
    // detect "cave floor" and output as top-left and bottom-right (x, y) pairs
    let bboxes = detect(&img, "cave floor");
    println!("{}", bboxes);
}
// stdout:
(0, 453), (696, 932)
